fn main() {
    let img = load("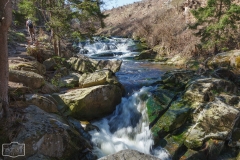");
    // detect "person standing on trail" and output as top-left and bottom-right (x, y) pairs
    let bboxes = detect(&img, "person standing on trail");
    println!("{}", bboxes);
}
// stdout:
(26, 18), (35, 43)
